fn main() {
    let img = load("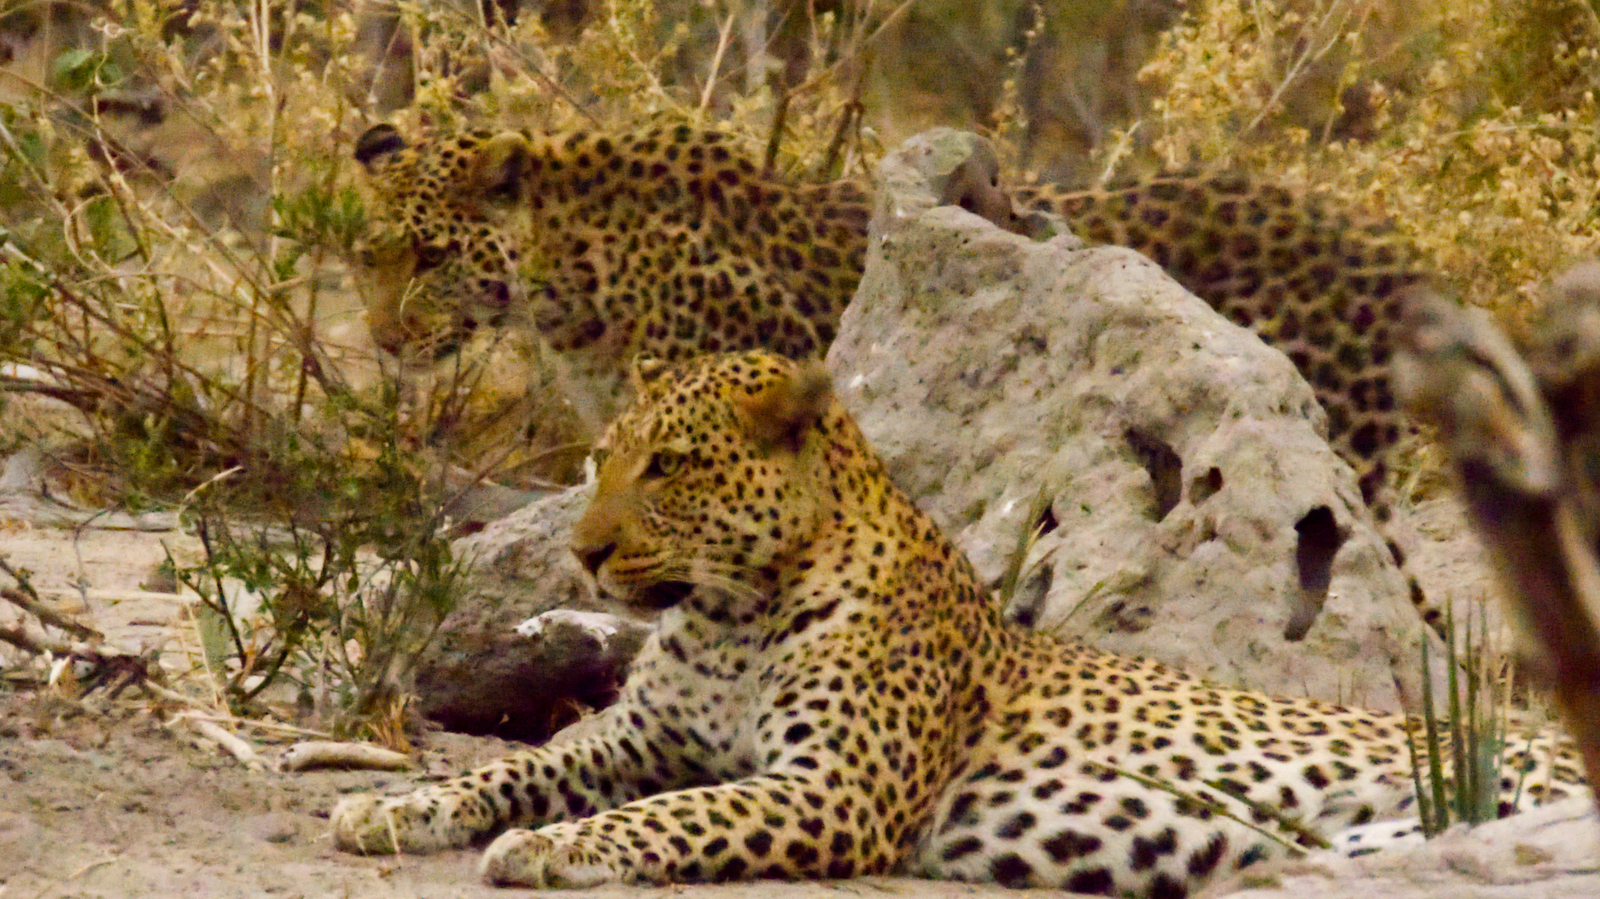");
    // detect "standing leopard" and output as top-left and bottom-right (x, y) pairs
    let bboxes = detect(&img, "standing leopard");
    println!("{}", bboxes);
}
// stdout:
(352, 122), (1435, 623)
(352, 122), (870, 430)
(330, 351), (1584, 894)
